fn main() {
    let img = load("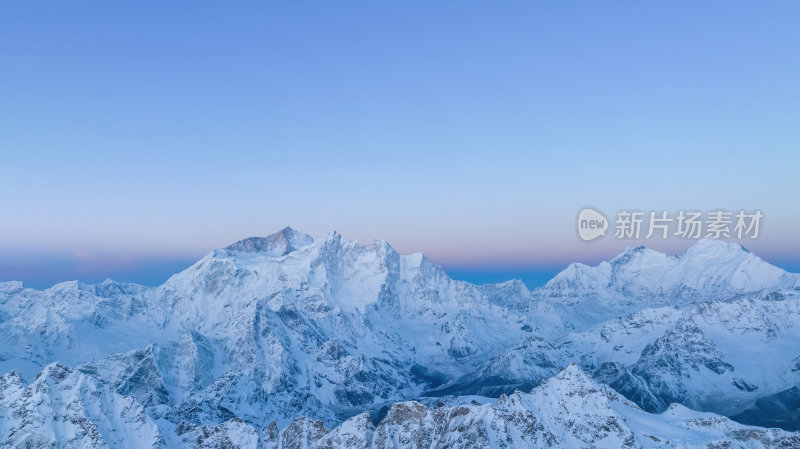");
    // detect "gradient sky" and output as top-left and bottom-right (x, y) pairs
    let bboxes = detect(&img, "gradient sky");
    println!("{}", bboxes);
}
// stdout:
(1, 1), (799, 289)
